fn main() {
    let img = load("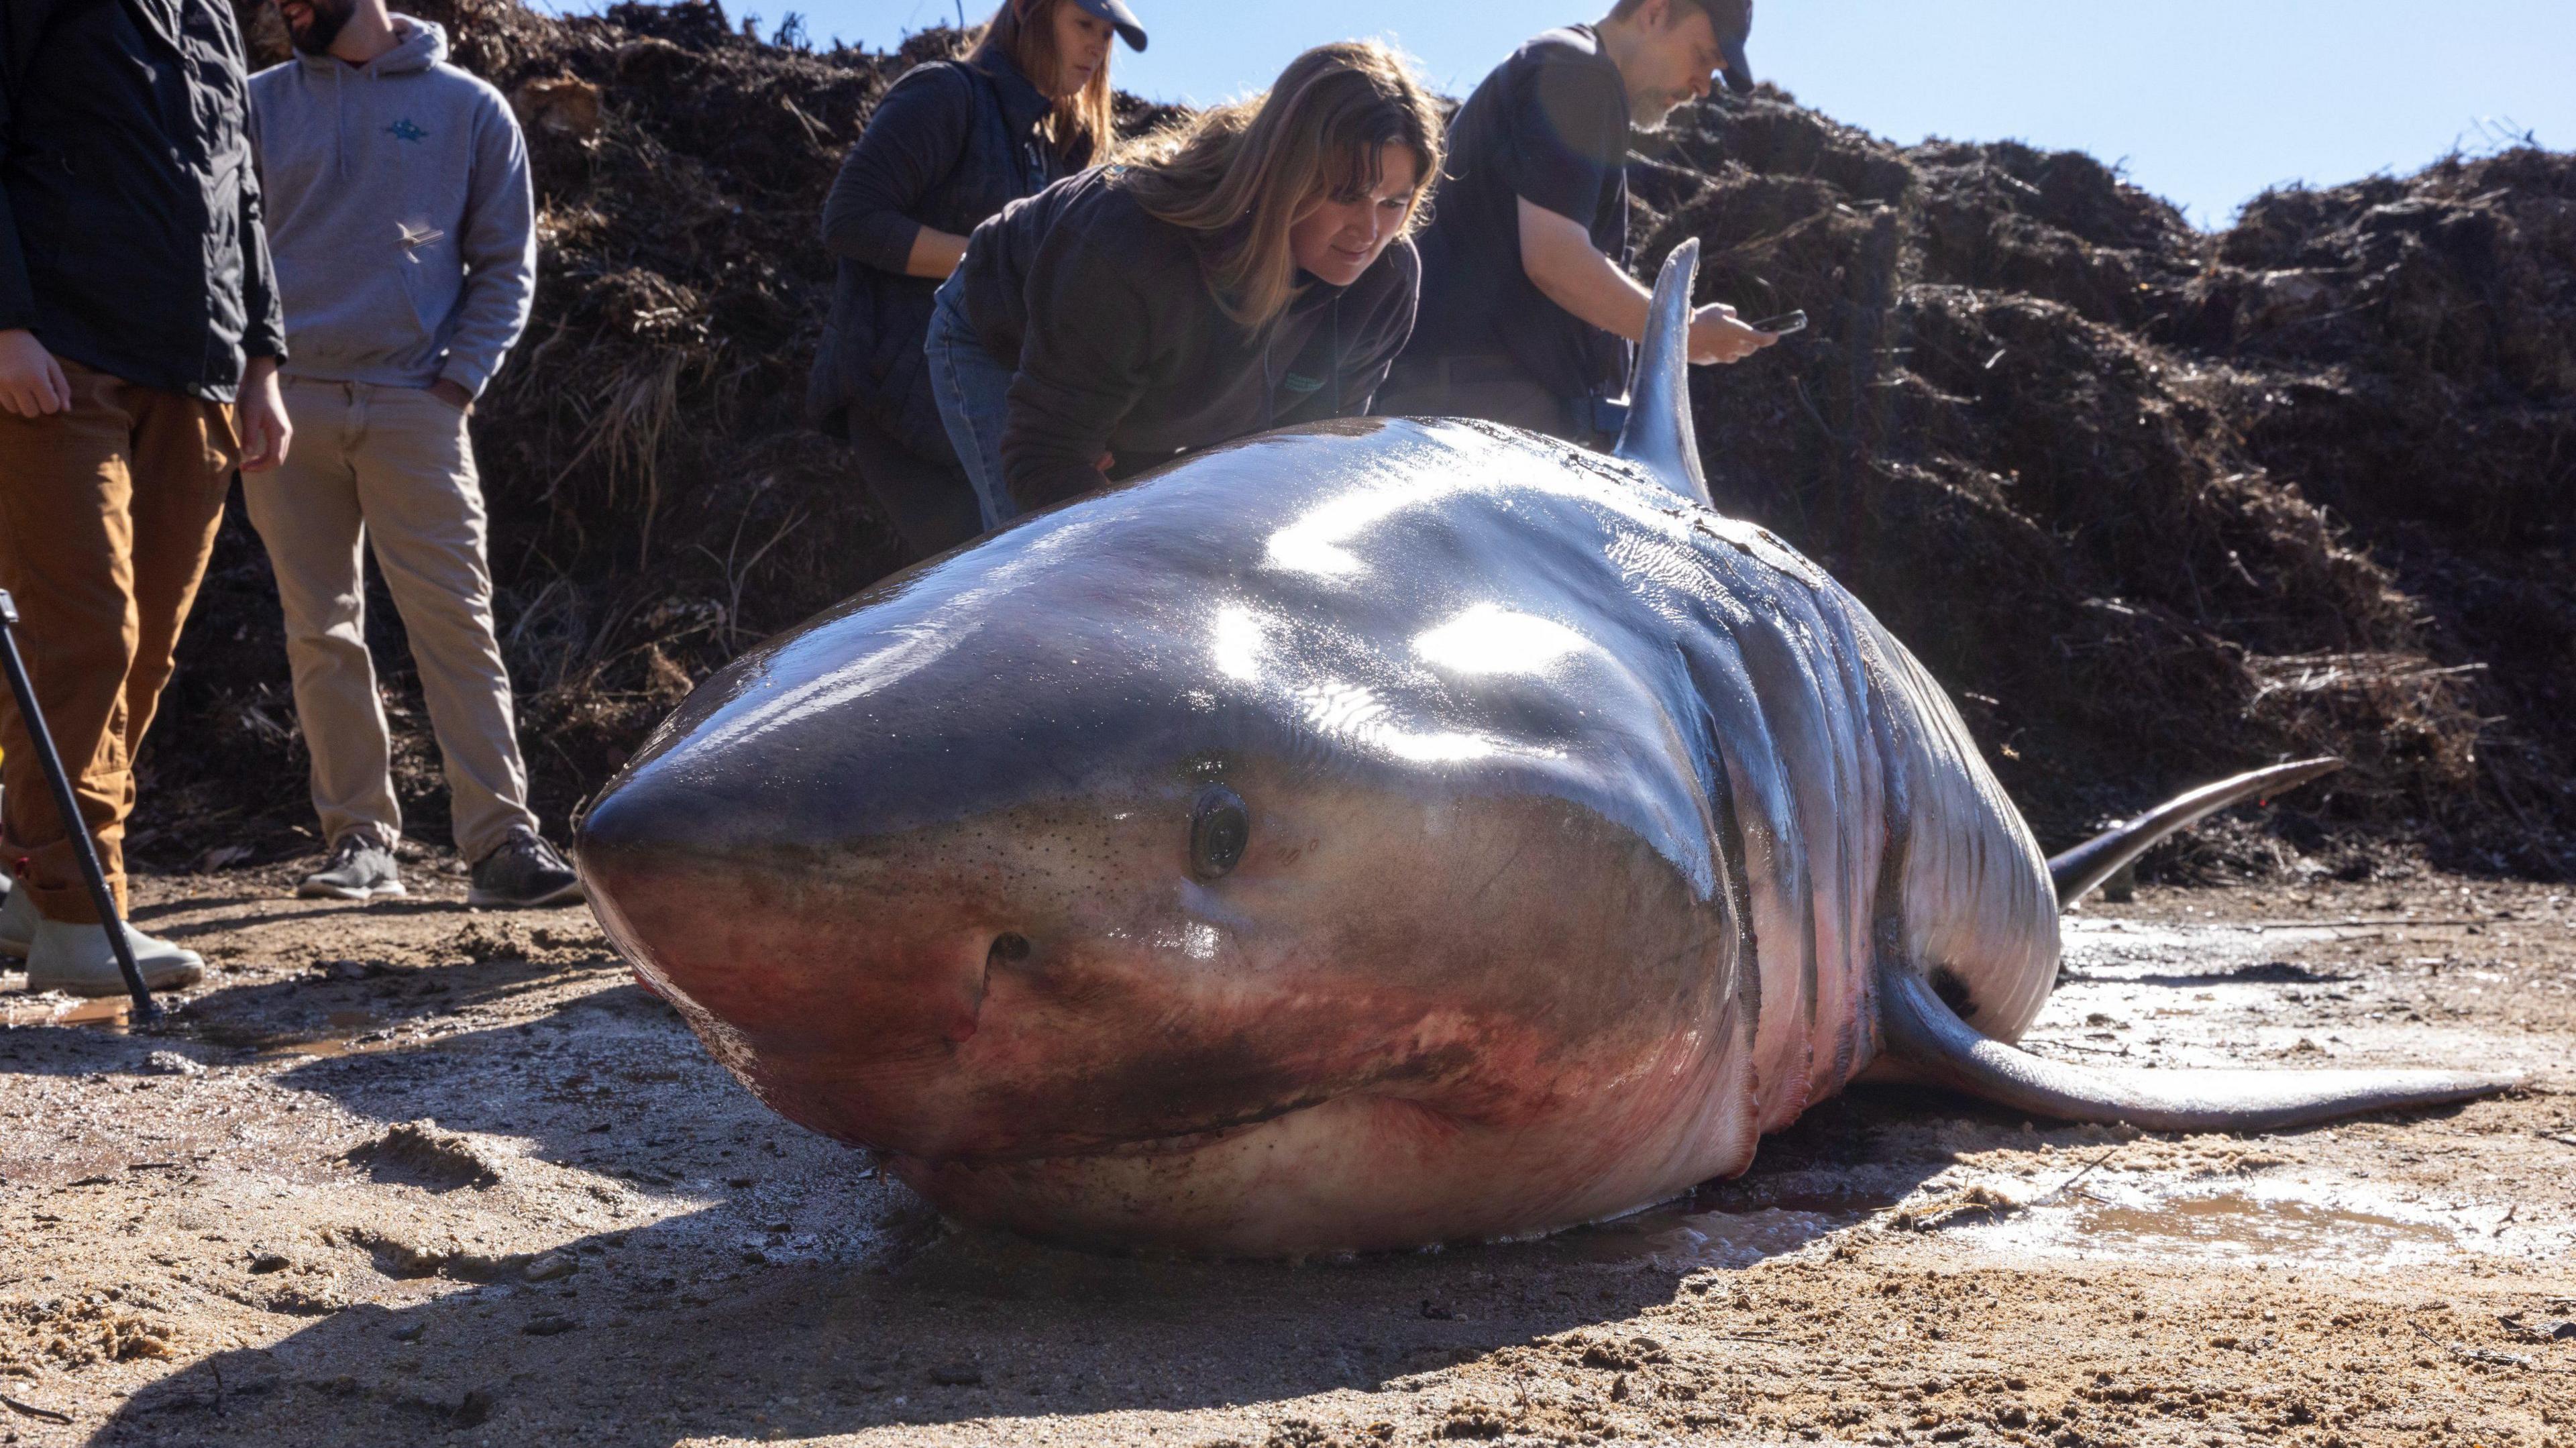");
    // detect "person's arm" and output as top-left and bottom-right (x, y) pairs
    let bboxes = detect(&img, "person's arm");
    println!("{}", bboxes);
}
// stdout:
(998, 239), (1157, 512)
(1502, 56), (1772, 369)
(236, 355), (288, 469)
(902, 227), (967, 277)
(233, 57), (289, 465)
(434, 91), (537, 406)
(1517, 197), (1651, 340)
(822, 67), (975, 282)
(0, 329), (66, 416)
(1519, 199), (1771, 365)
(238, 126), (285, 368)
(0, 15), (71, 416)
